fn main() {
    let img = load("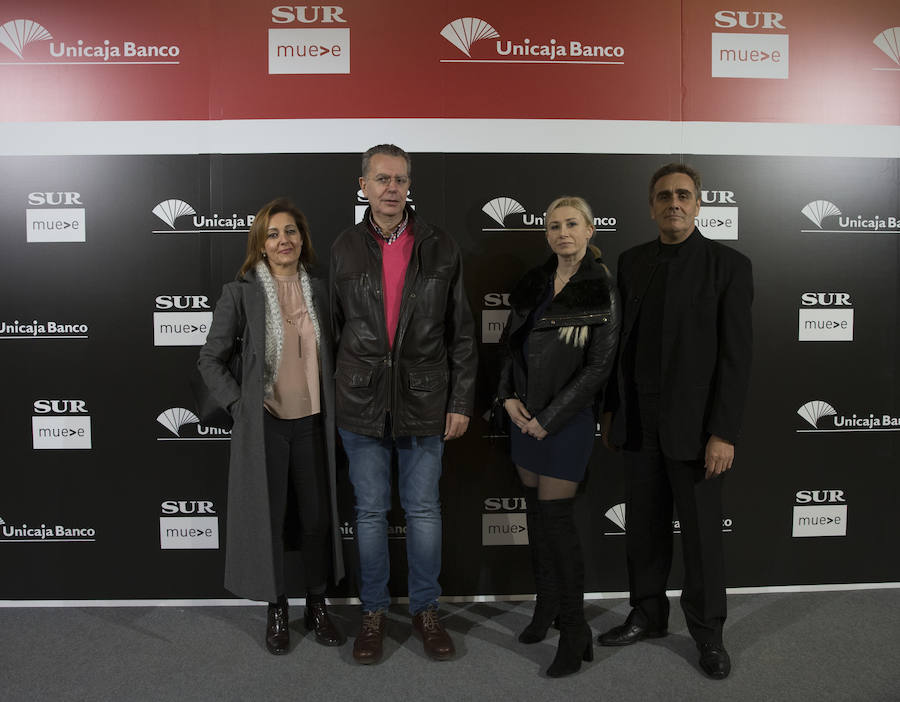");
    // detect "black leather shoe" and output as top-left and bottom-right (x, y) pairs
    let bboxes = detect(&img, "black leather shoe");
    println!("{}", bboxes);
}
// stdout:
(304, 601), (346, 646)
(598, 611), (667, 646)
(266, 597), (290, 655)
(698, 642), (731, 679)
